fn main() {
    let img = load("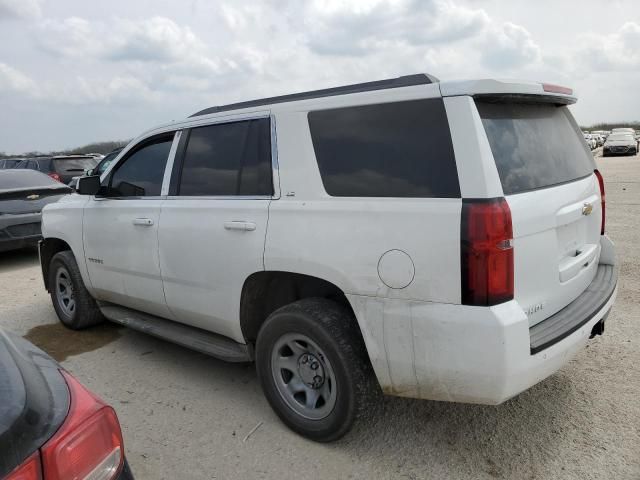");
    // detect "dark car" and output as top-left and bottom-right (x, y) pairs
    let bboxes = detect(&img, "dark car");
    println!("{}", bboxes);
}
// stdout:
(0, 159), (23, 169)
(0, 170), (71, 253)
(0, 328), (134, 479)
(15, 155), (100, 184)
(68, 148), (124, 189)
(602, 133), (638, 157)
